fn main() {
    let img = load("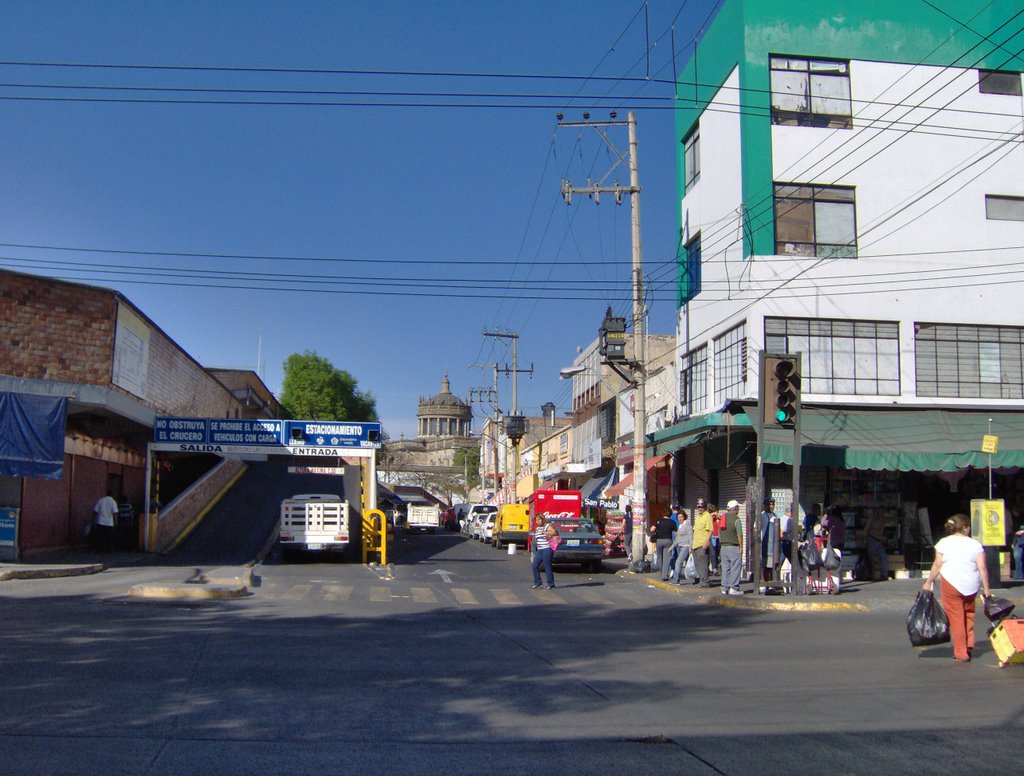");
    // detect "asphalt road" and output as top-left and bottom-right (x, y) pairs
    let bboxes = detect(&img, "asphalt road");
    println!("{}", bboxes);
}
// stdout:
(2, 530), (1023, 774)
